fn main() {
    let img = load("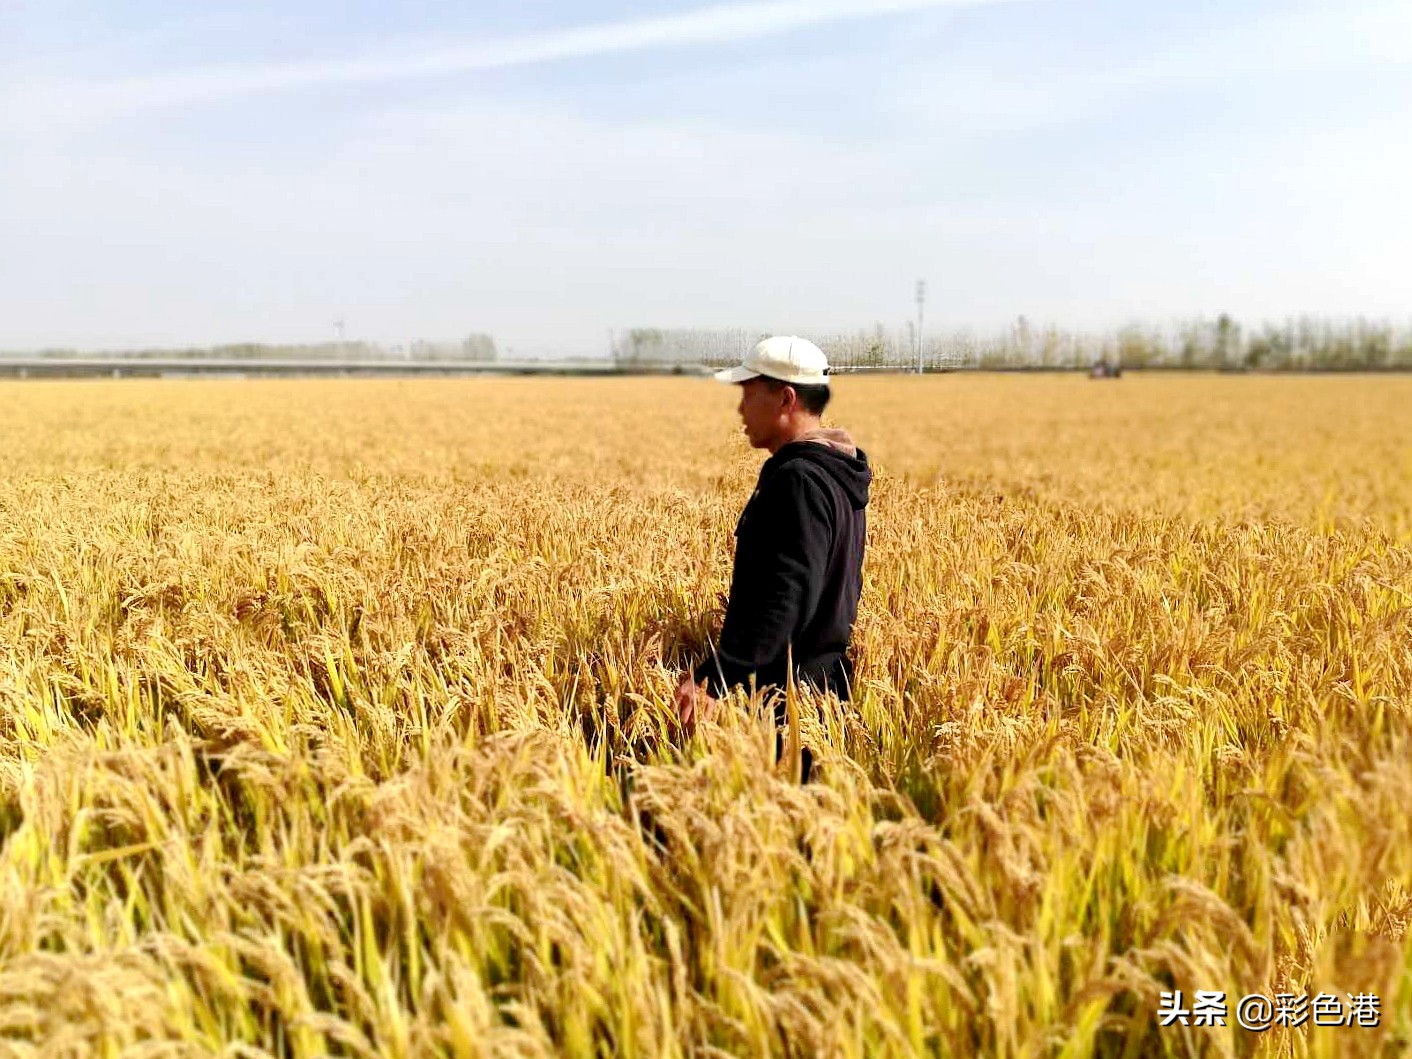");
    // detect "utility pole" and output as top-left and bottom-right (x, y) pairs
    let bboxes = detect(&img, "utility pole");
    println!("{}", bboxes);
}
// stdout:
(915, 279), (926, 374)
